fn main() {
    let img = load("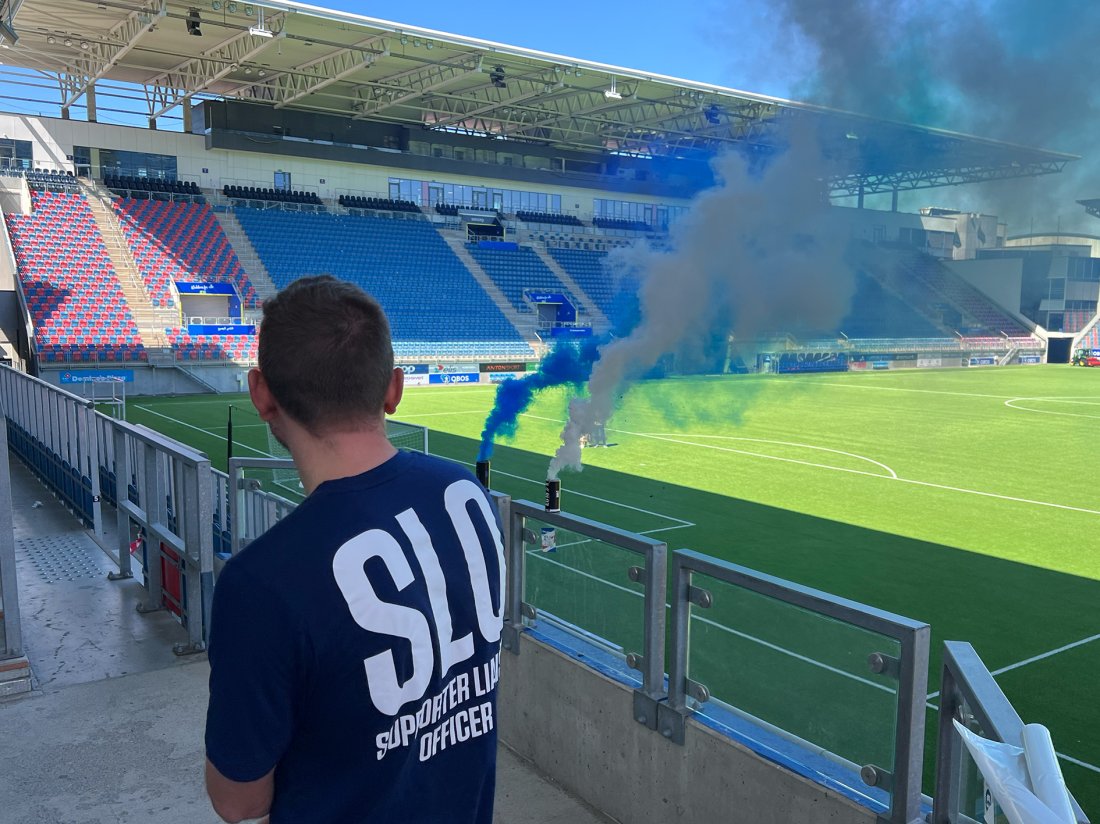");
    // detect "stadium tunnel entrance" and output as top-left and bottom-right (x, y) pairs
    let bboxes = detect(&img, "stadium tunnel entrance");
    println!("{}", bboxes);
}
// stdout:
(1047, 335), (1072, 363)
